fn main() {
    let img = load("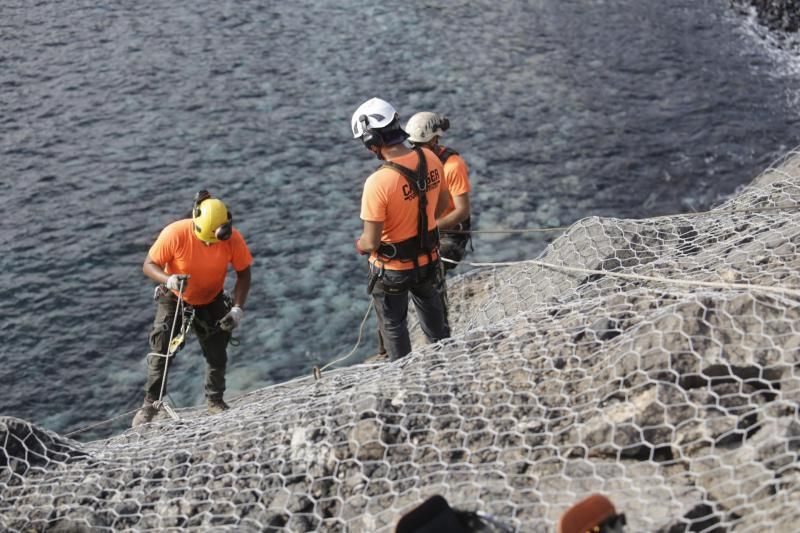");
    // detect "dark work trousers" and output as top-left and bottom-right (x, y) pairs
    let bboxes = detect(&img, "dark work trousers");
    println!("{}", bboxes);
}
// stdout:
(144, 290), (231, 402)
(438, 234), (469, 325)
(371, 261), (451, 361)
